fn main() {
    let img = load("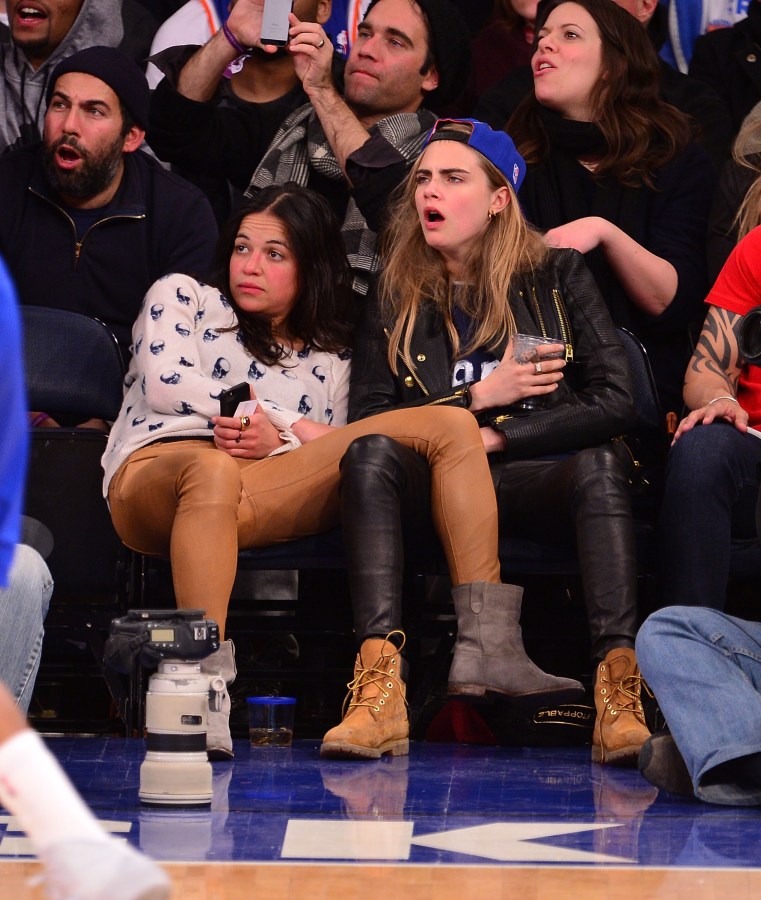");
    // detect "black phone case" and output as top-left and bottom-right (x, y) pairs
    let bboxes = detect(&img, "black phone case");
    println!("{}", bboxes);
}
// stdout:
(219, 382), (250, 417)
